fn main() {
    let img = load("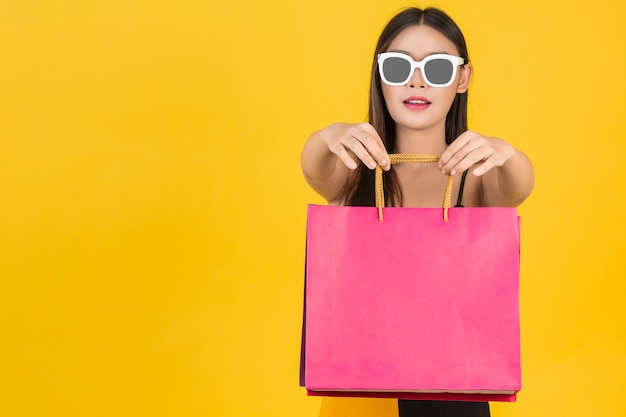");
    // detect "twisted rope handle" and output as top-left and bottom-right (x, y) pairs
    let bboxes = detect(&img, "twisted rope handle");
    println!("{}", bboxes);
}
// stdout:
(375, 154), (454, 222)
